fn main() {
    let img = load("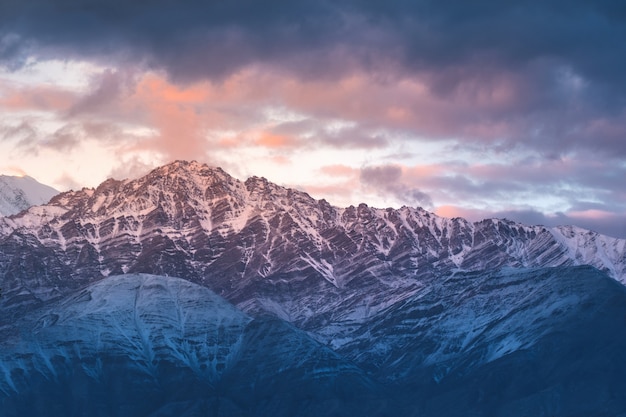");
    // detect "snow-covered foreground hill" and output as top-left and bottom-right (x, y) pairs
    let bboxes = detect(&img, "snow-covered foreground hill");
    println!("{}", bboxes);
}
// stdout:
(2, 268), (626, 417)
(0, 274), (387, 417)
